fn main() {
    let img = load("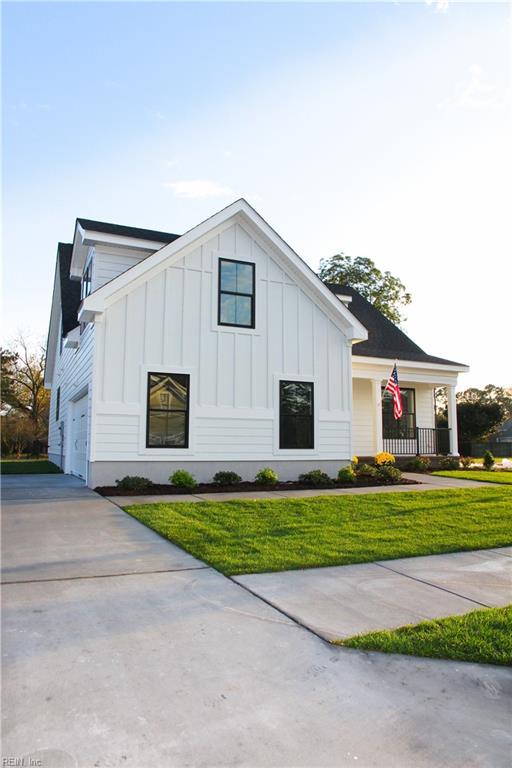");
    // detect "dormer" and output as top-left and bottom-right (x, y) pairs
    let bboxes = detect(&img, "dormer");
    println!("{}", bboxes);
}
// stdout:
(70, 218), (180, 291)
